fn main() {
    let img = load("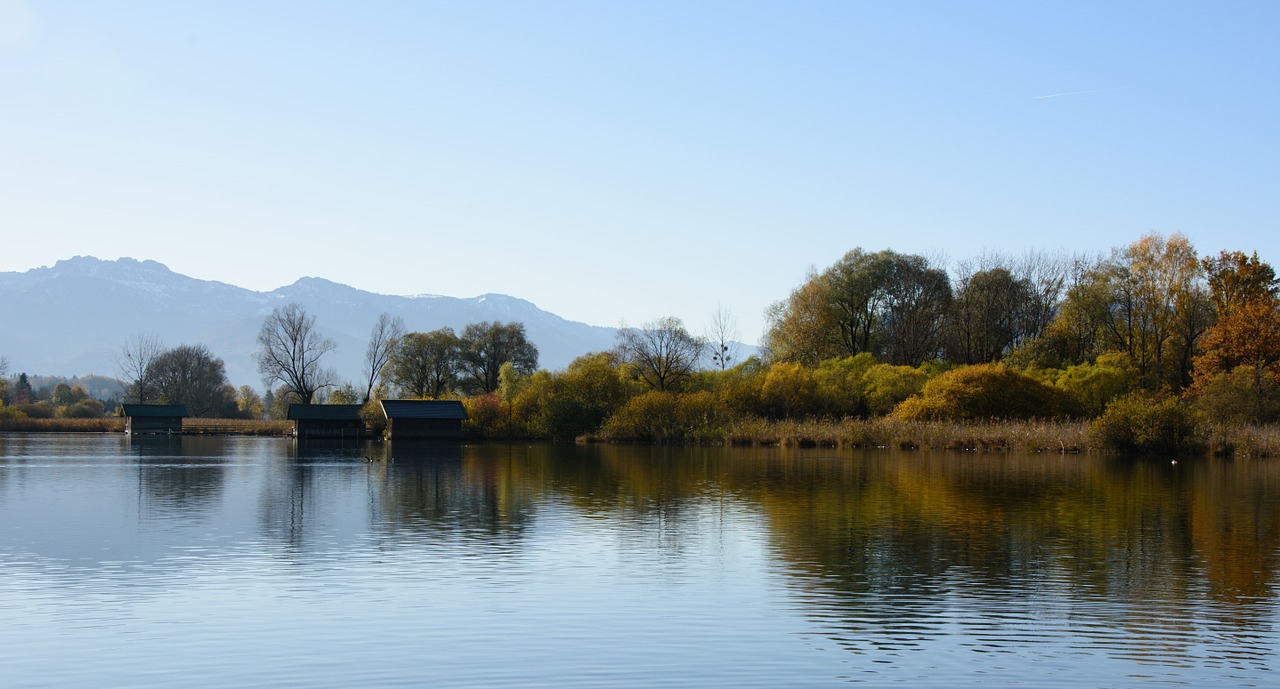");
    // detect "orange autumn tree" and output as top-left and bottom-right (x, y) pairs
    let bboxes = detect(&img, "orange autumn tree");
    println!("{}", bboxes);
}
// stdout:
(1191, 251), (1280, 422)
